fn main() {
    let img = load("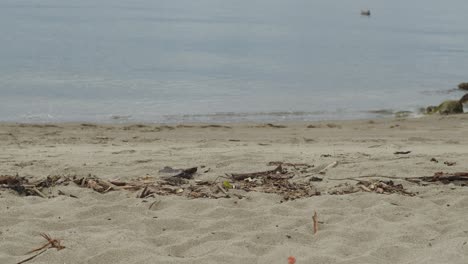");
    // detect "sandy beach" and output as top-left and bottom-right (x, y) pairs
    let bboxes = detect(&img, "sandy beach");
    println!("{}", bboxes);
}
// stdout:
(1, 114), (468, 264)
